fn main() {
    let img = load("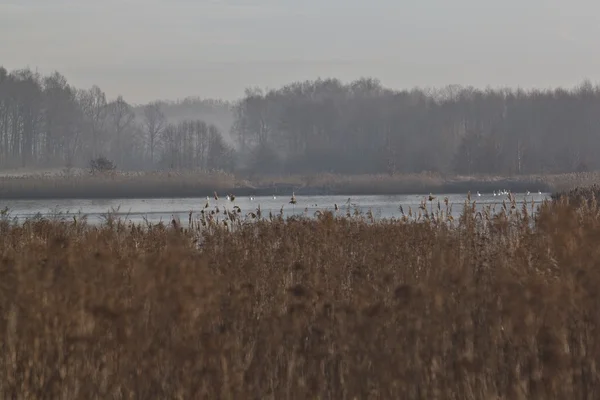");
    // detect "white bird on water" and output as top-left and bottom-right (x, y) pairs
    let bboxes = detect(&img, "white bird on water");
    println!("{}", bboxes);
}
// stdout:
(477, 191), (481, 197)
(273, 195), (277, 200)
